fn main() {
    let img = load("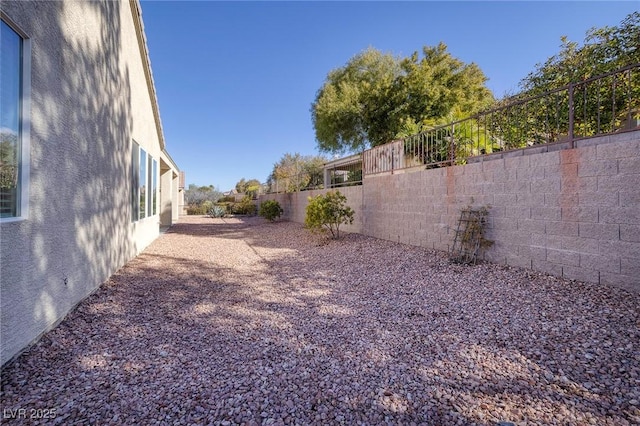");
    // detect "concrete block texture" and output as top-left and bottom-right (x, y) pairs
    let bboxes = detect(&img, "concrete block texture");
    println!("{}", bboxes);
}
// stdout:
(578, 191), (619, 207)
(620, 224), (640, 242)
(621, 257), (640, 277)
(618, 157), (640, 175)
(562, 206), (599, 223)
(597, 138), (640, 159)
(260, 129), (640, 293)
(599, 207), (640, 225)
(562, 265), (600, 284)
(559, 145), (596, 164)
(620, 191), (640, 208)
(579, 223), (620, 240)
(600, 272), (640, 293)
(580, 253), (621, 274)
(532, 151), (560, 167)
(598, 173), (640, 192)
(547, 248), (581, 267)
(578, 159), (618, 177)
(546, 221), (579, 237)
